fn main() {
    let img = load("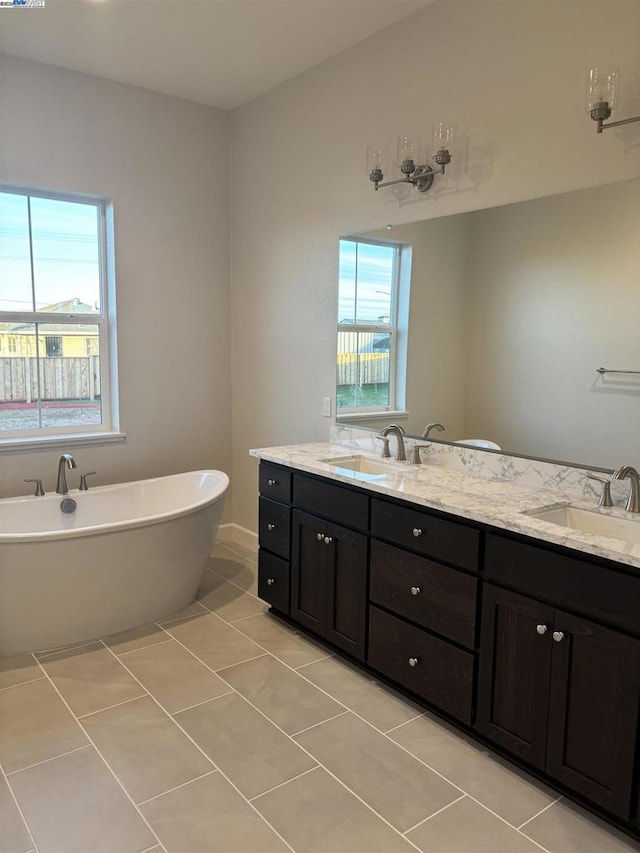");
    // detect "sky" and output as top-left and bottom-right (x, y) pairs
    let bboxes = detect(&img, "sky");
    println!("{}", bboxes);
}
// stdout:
(338, 239), (395, 325)
(0, 191), (101, 313)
